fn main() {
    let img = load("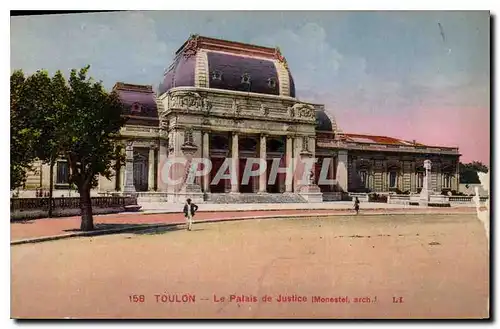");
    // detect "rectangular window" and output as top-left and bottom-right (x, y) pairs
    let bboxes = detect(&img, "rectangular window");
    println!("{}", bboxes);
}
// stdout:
(56, 161), (69, 184)
(359, 170), (368, 188)
(417, 172), (424, 188)
(443, 174), (451, 188)
(389, 171), (397, 188)
(115, 161), (121, 191)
